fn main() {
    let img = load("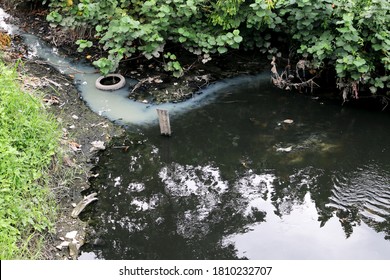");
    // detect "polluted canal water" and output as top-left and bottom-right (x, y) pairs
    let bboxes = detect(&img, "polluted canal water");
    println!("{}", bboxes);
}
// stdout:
(80, 83), (390, 260)
(2, 8), (390, 260)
